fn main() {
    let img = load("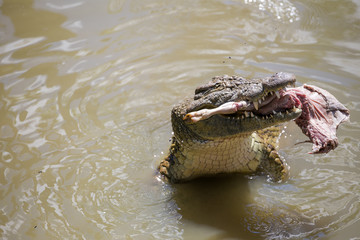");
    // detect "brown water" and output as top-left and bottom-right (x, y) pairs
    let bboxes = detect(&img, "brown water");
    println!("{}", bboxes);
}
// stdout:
(1, 0), (360, 239)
